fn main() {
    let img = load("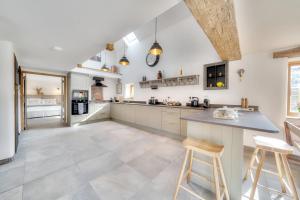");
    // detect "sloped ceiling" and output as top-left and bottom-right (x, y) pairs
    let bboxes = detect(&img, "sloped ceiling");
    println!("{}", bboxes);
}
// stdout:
(234, 0), (300, 55)
(0, 0), (180, 71)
